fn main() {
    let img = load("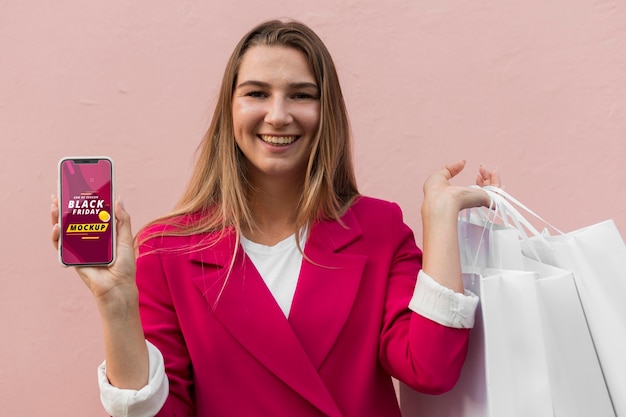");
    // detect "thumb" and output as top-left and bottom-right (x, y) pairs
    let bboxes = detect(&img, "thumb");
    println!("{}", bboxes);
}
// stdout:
(114, 197), (134, 247)
(443, 160), (467, 180)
